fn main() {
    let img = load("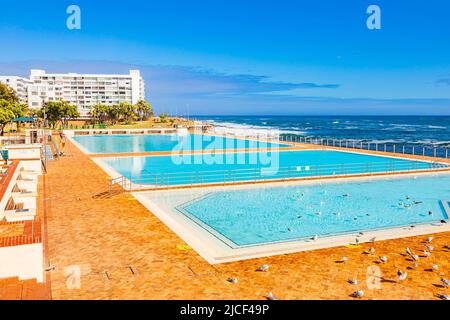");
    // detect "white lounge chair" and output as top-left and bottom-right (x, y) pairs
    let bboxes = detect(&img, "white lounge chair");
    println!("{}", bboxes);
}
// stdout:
(3, 196), (37, 222)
